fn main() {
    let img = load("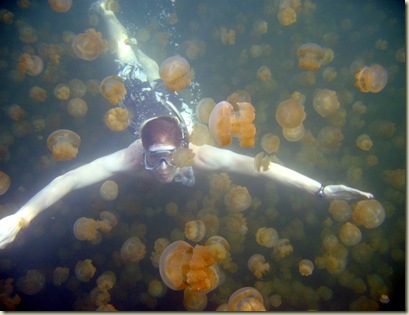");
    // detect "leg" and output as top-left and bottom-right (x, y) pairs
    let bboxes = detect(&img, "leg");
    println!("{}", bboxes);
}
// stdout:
(94, 1), (160, 84)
